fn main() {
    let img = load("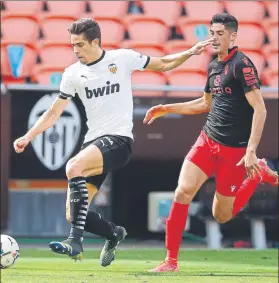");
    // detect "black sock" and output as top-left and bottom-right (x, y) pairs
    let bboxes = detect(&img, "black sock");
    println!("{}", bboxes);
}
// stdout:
(84, 211), (117, 241)
(68, 177), (88, 242)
